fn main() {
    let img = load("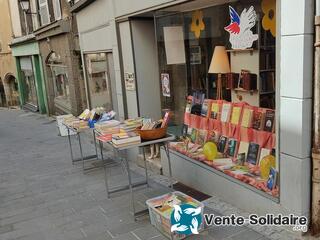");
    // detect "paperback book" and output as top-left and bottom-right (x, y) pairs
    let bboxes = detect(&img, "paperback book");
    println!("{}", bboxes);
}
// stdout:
(246, 142), (260, 165)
